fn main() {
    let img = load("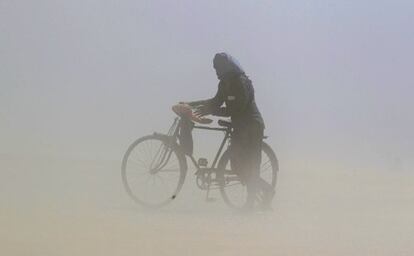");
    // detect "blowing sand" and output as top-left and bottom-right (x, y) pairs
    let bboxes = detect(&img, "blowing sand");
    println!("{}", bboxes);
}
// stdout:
(1, 155), (413, 256)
